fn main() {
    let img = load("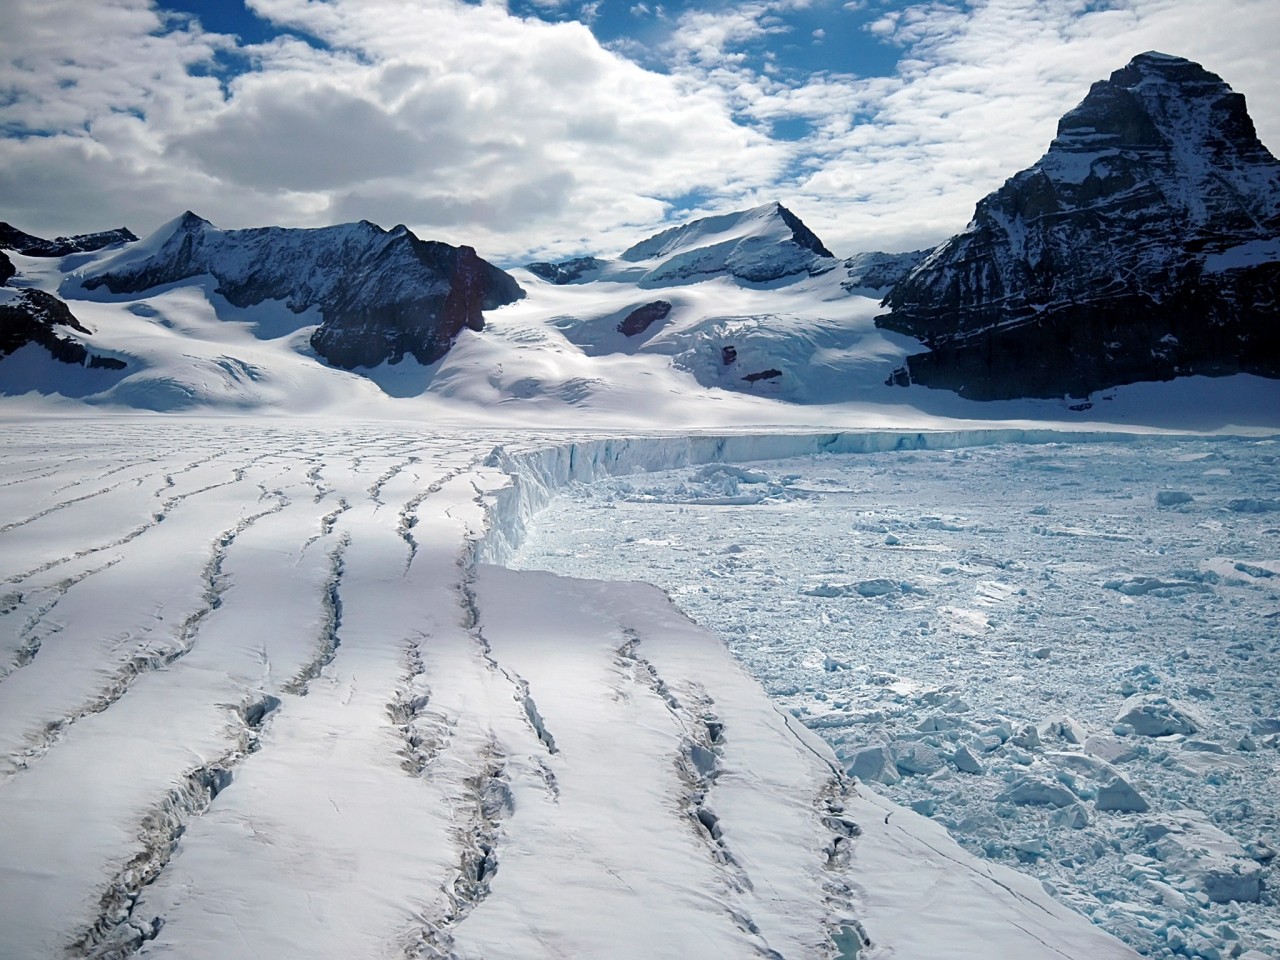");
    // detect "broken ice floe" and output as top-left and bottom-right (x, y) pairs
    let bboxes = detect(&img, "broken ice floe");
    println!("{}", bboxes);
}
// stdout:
(515, 436), (1280, 958)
